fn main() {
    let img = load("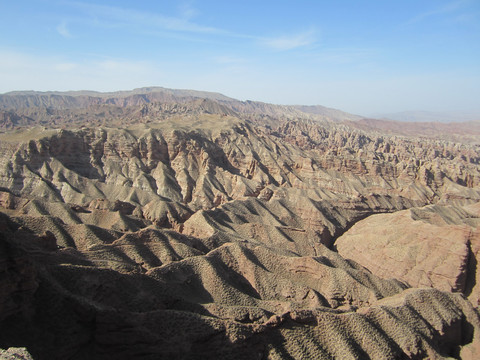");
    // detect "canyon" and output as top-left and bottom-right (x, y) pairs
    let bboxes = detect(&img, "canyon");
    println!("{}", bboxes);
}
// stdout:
(0, 87), (479, 359)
